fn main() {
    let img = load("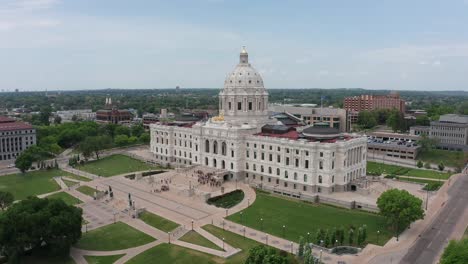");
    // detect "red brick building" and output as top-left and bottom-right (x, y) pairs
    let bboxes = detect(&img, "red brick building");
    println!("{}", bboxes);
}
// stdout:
(96, 97), (133, 124)
(344, 93), (406, 113)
